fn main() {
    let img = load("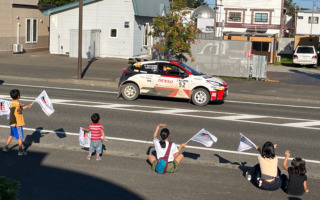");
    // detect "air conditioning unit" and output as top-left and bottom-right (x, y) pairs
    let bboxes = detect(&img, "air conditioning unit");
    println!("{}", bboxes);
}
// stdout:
(276, 55), (281, 62)
(13, 44), (23, 53)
